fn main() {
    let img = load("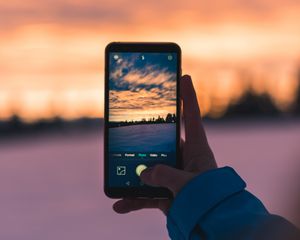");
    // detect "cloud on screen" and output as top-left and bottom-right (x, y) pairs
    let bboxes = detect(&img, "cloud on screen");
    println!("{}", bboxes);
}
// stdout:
(109, 53), (176, 121)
